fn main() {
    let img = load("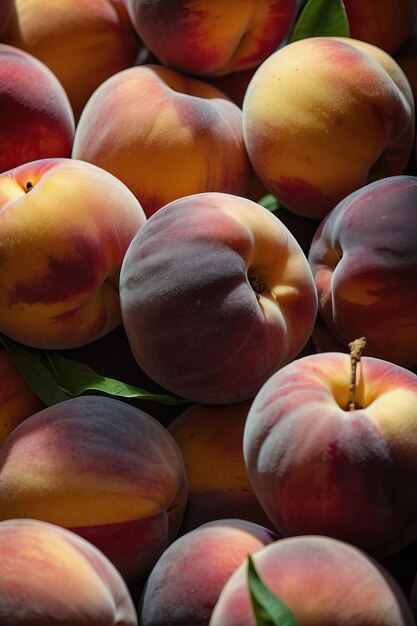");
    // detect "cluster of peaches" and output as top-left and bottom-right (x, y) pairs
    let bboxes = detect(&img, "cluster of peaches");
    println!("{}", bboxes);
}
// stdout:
(1, 0), (417, 624)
